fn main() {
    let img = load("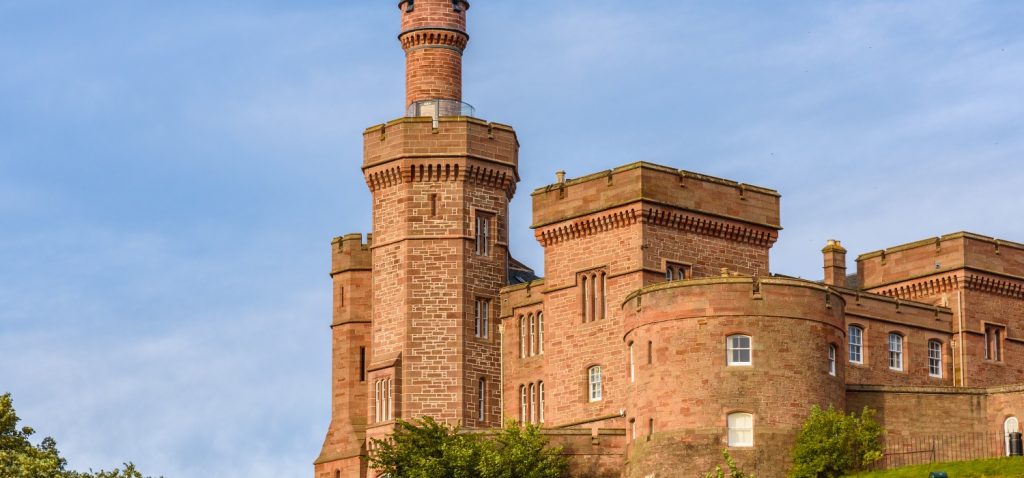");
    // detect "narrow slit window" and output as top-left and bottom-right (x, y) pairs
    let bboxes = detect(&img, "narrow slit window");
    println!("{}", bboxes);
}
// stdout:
(529, 314), (537, 356)
(828, 344), (836, 376)
(475, 214), (491, 256)
(629, 342), (635, 383)
(529, 383), (537, 423)
(478, 378), (486, 421)
(359, 347), (366, 382)
(519, 385), (527, 423)
(580, 276), (589, 323)
(519, 316), (526, 358)
(539, 381), (545, 424)
(538, 312), (544, 355)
